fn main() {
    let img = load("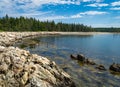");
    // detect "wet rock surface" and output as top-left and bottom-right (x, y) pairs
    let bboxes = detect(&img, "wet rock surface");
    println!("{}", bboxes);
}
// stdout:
(71, 54), (86, 62)
(96, 65), (106, 71)
(71, 54), (120, 73)
(109, 63), (120, 72)
(70, 54), (96, 65)
(70, 54), (107, 71)
(77, 54), (85, 61)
